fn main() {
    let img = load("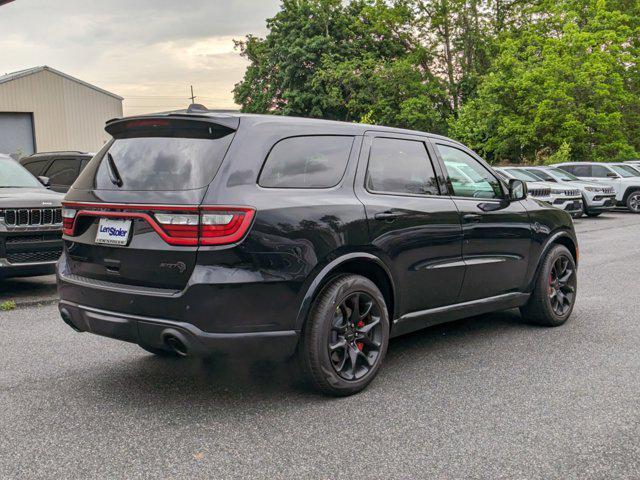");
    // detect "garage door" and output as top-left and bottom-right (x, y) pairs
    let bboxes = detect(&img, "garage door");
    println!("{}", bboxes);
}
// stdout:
(0, 112), (35, 157)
